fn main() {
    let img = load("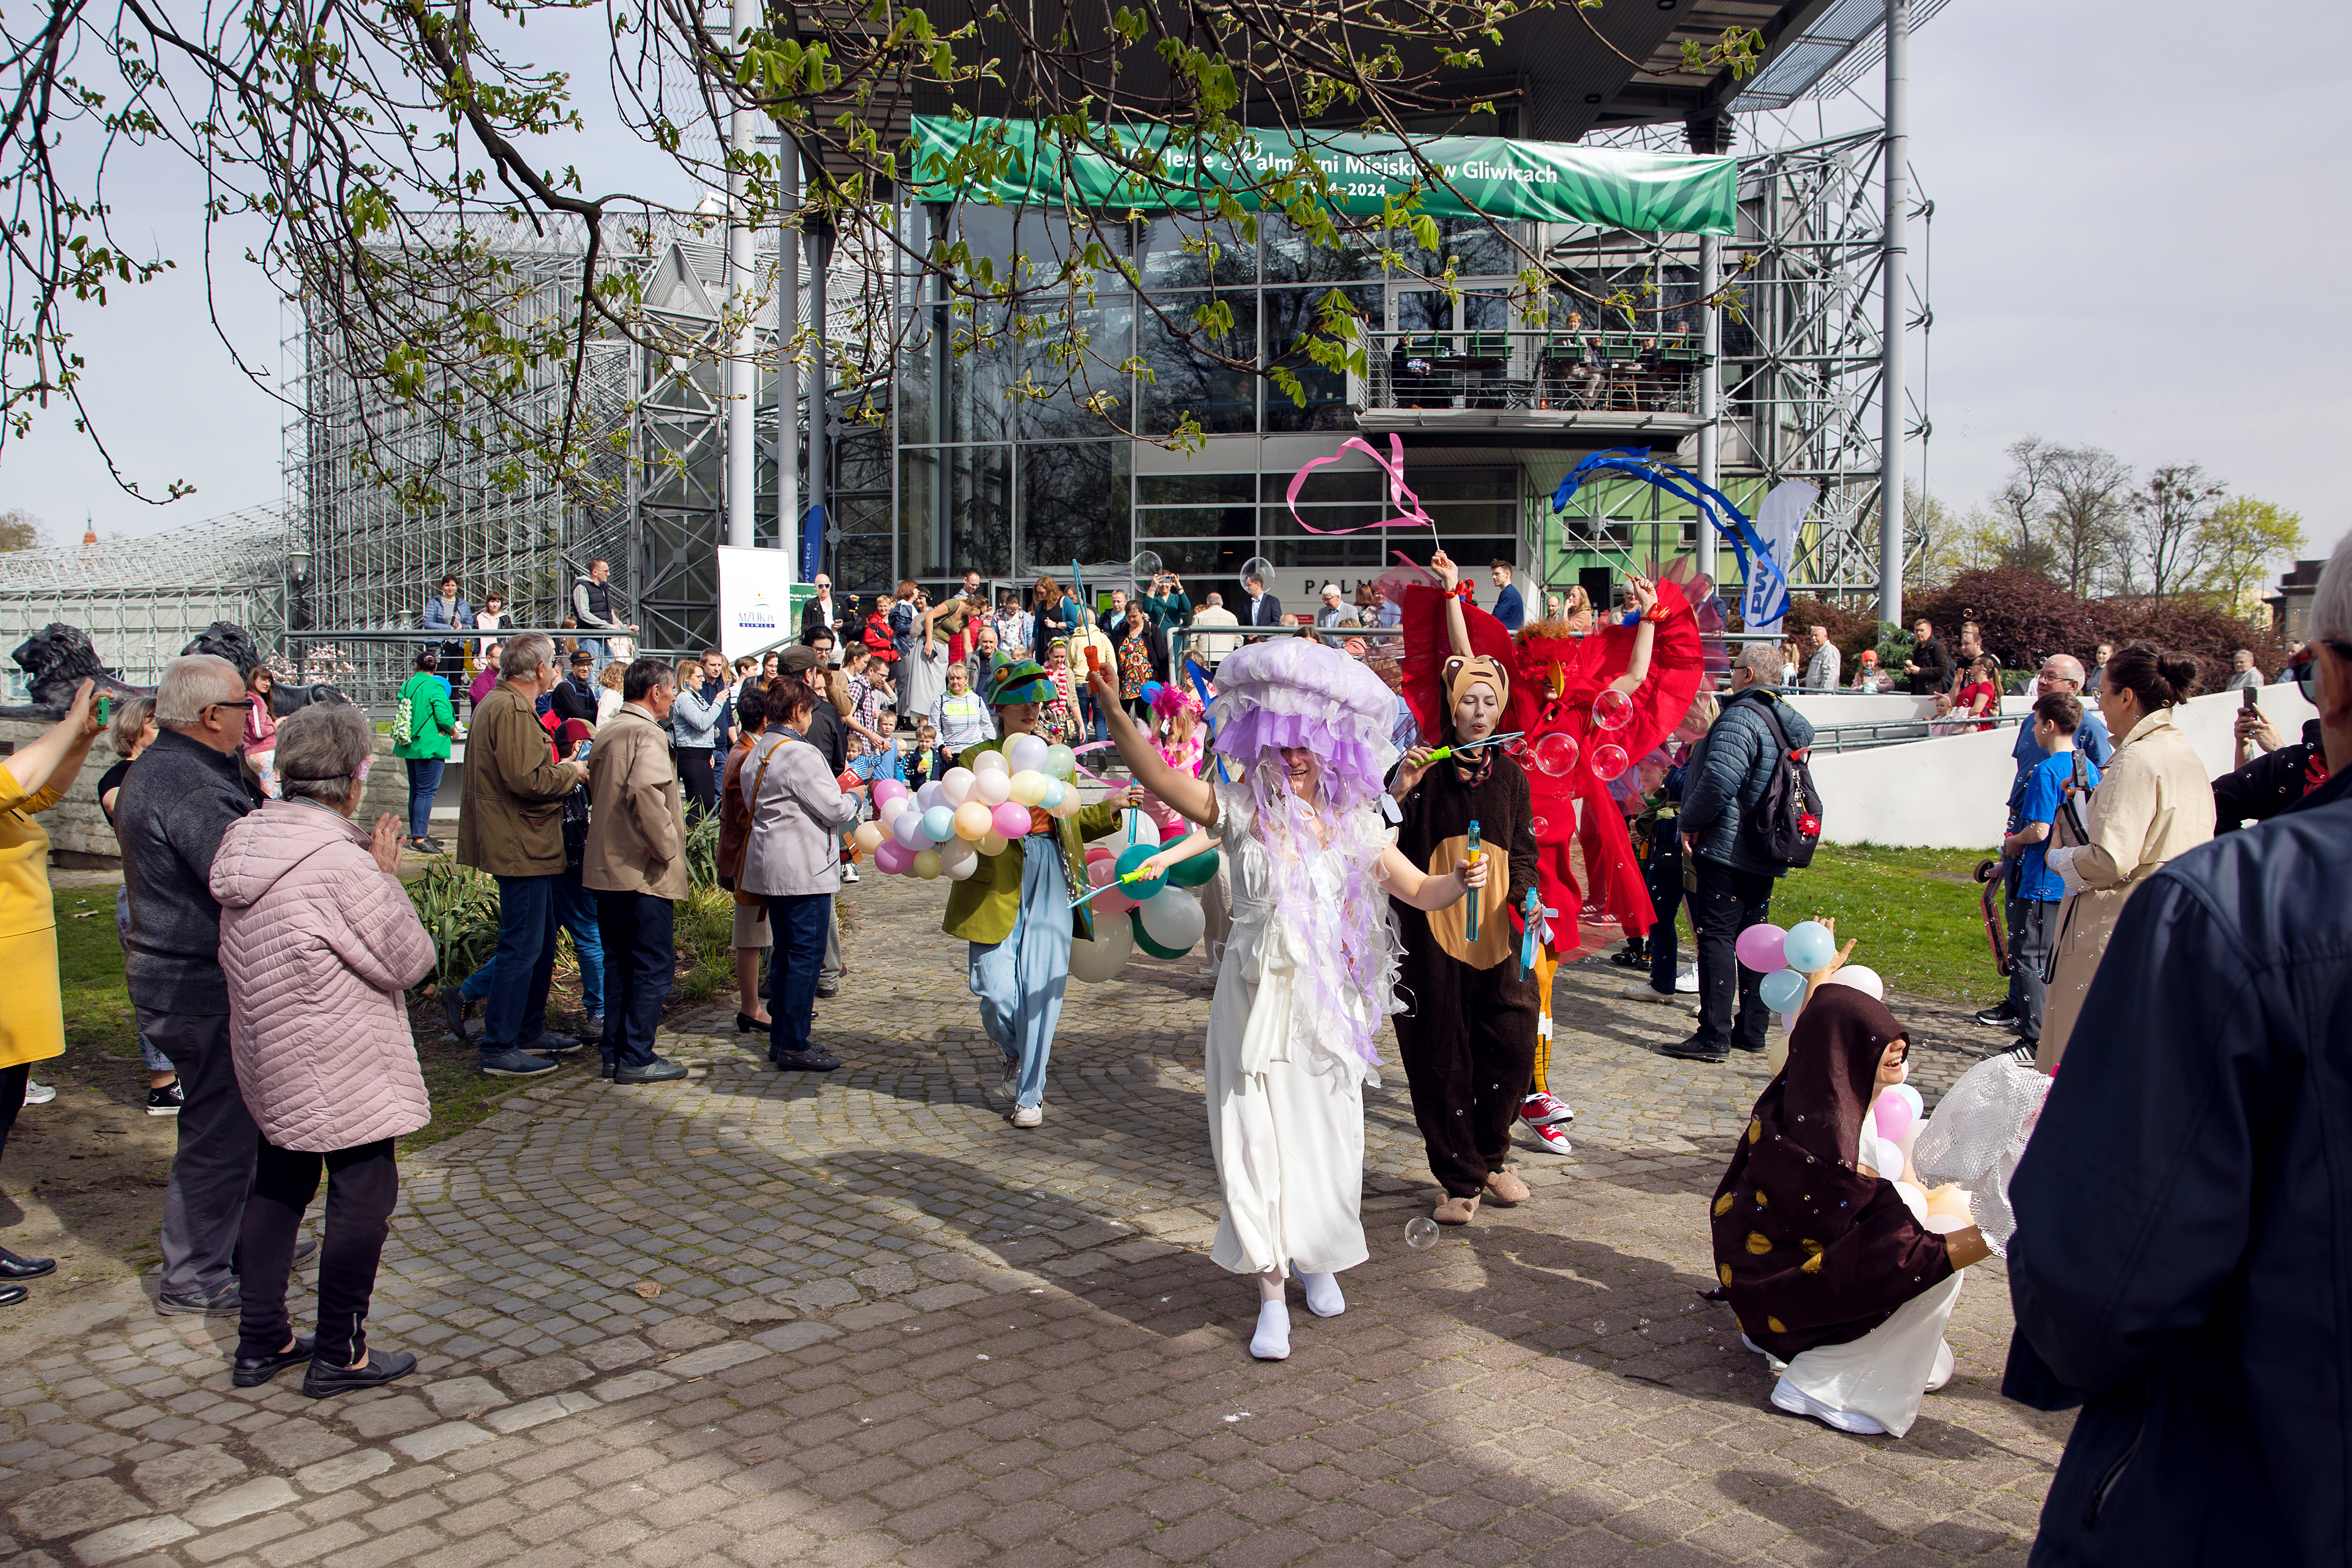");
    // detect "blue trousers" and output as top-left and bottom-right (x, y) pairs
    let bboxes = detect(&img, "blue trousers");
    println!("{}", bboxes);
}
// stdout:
(595, 890), (674, 1069)
(481, 874), (559, 1052)
(404, 758), (445, 841)
(765, 894), (832, 1058)
(461, 872), (604, 1018)
(967, 838), (1073, 1110)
